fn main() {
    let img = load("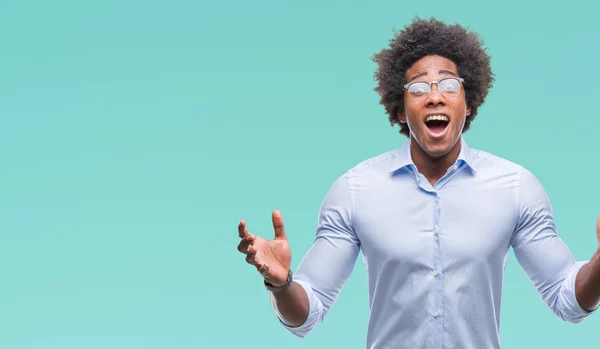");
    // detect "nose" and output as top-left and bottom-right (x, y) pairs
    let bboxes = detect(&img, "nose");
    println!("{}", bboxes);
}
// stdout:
(426, 83), (445, 106)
